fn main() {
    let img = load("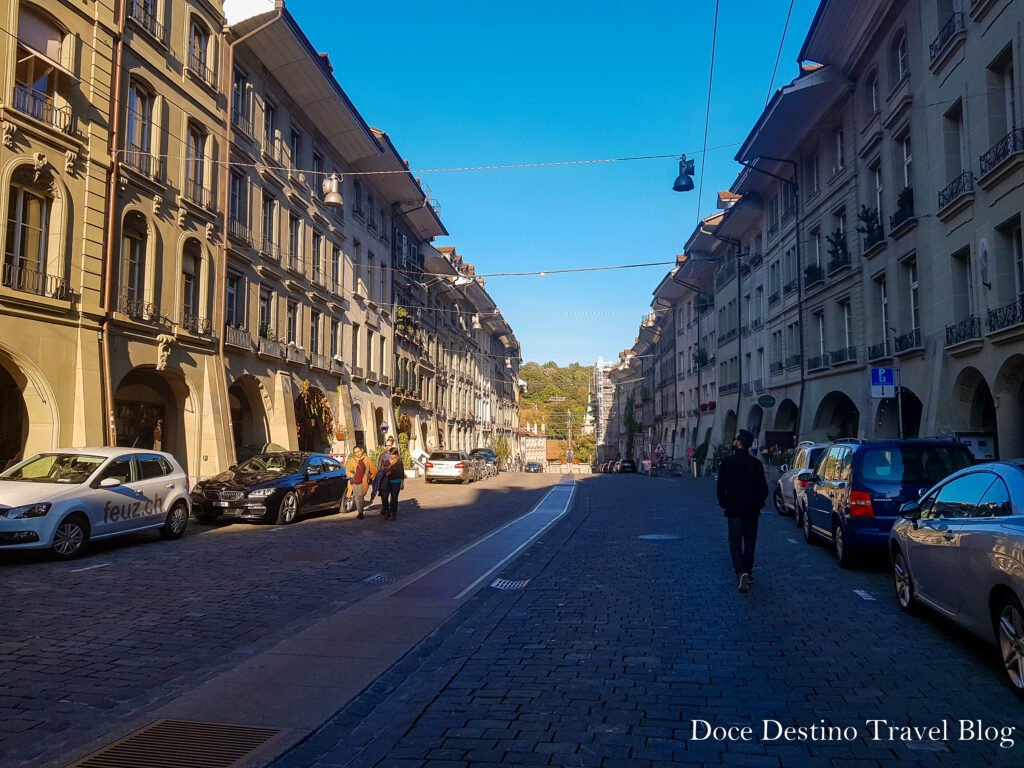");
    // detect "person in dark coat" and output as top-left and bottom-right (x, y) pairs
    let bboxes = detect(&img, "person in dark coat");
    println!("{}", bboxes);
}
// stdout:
(716, 429), (768, 592)
(380, 447), (405, 521)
